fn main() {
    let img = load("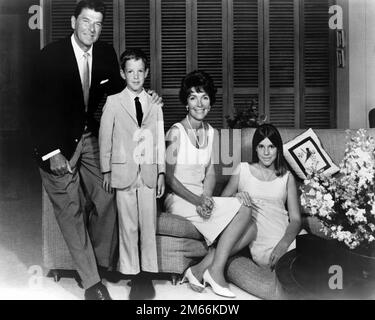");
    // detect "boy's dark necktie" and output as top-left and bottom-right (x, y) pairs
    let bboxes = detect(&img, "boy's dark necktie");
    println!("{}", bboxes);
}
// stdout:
(135, 97), (143, 126)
